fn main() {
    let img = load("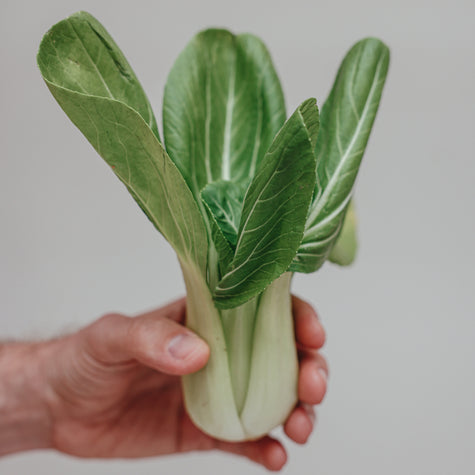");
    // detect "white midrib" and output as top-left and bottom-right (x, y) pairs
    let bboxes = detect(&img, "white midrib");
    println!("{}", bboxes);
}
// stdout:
(222, 61), (236, 181)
